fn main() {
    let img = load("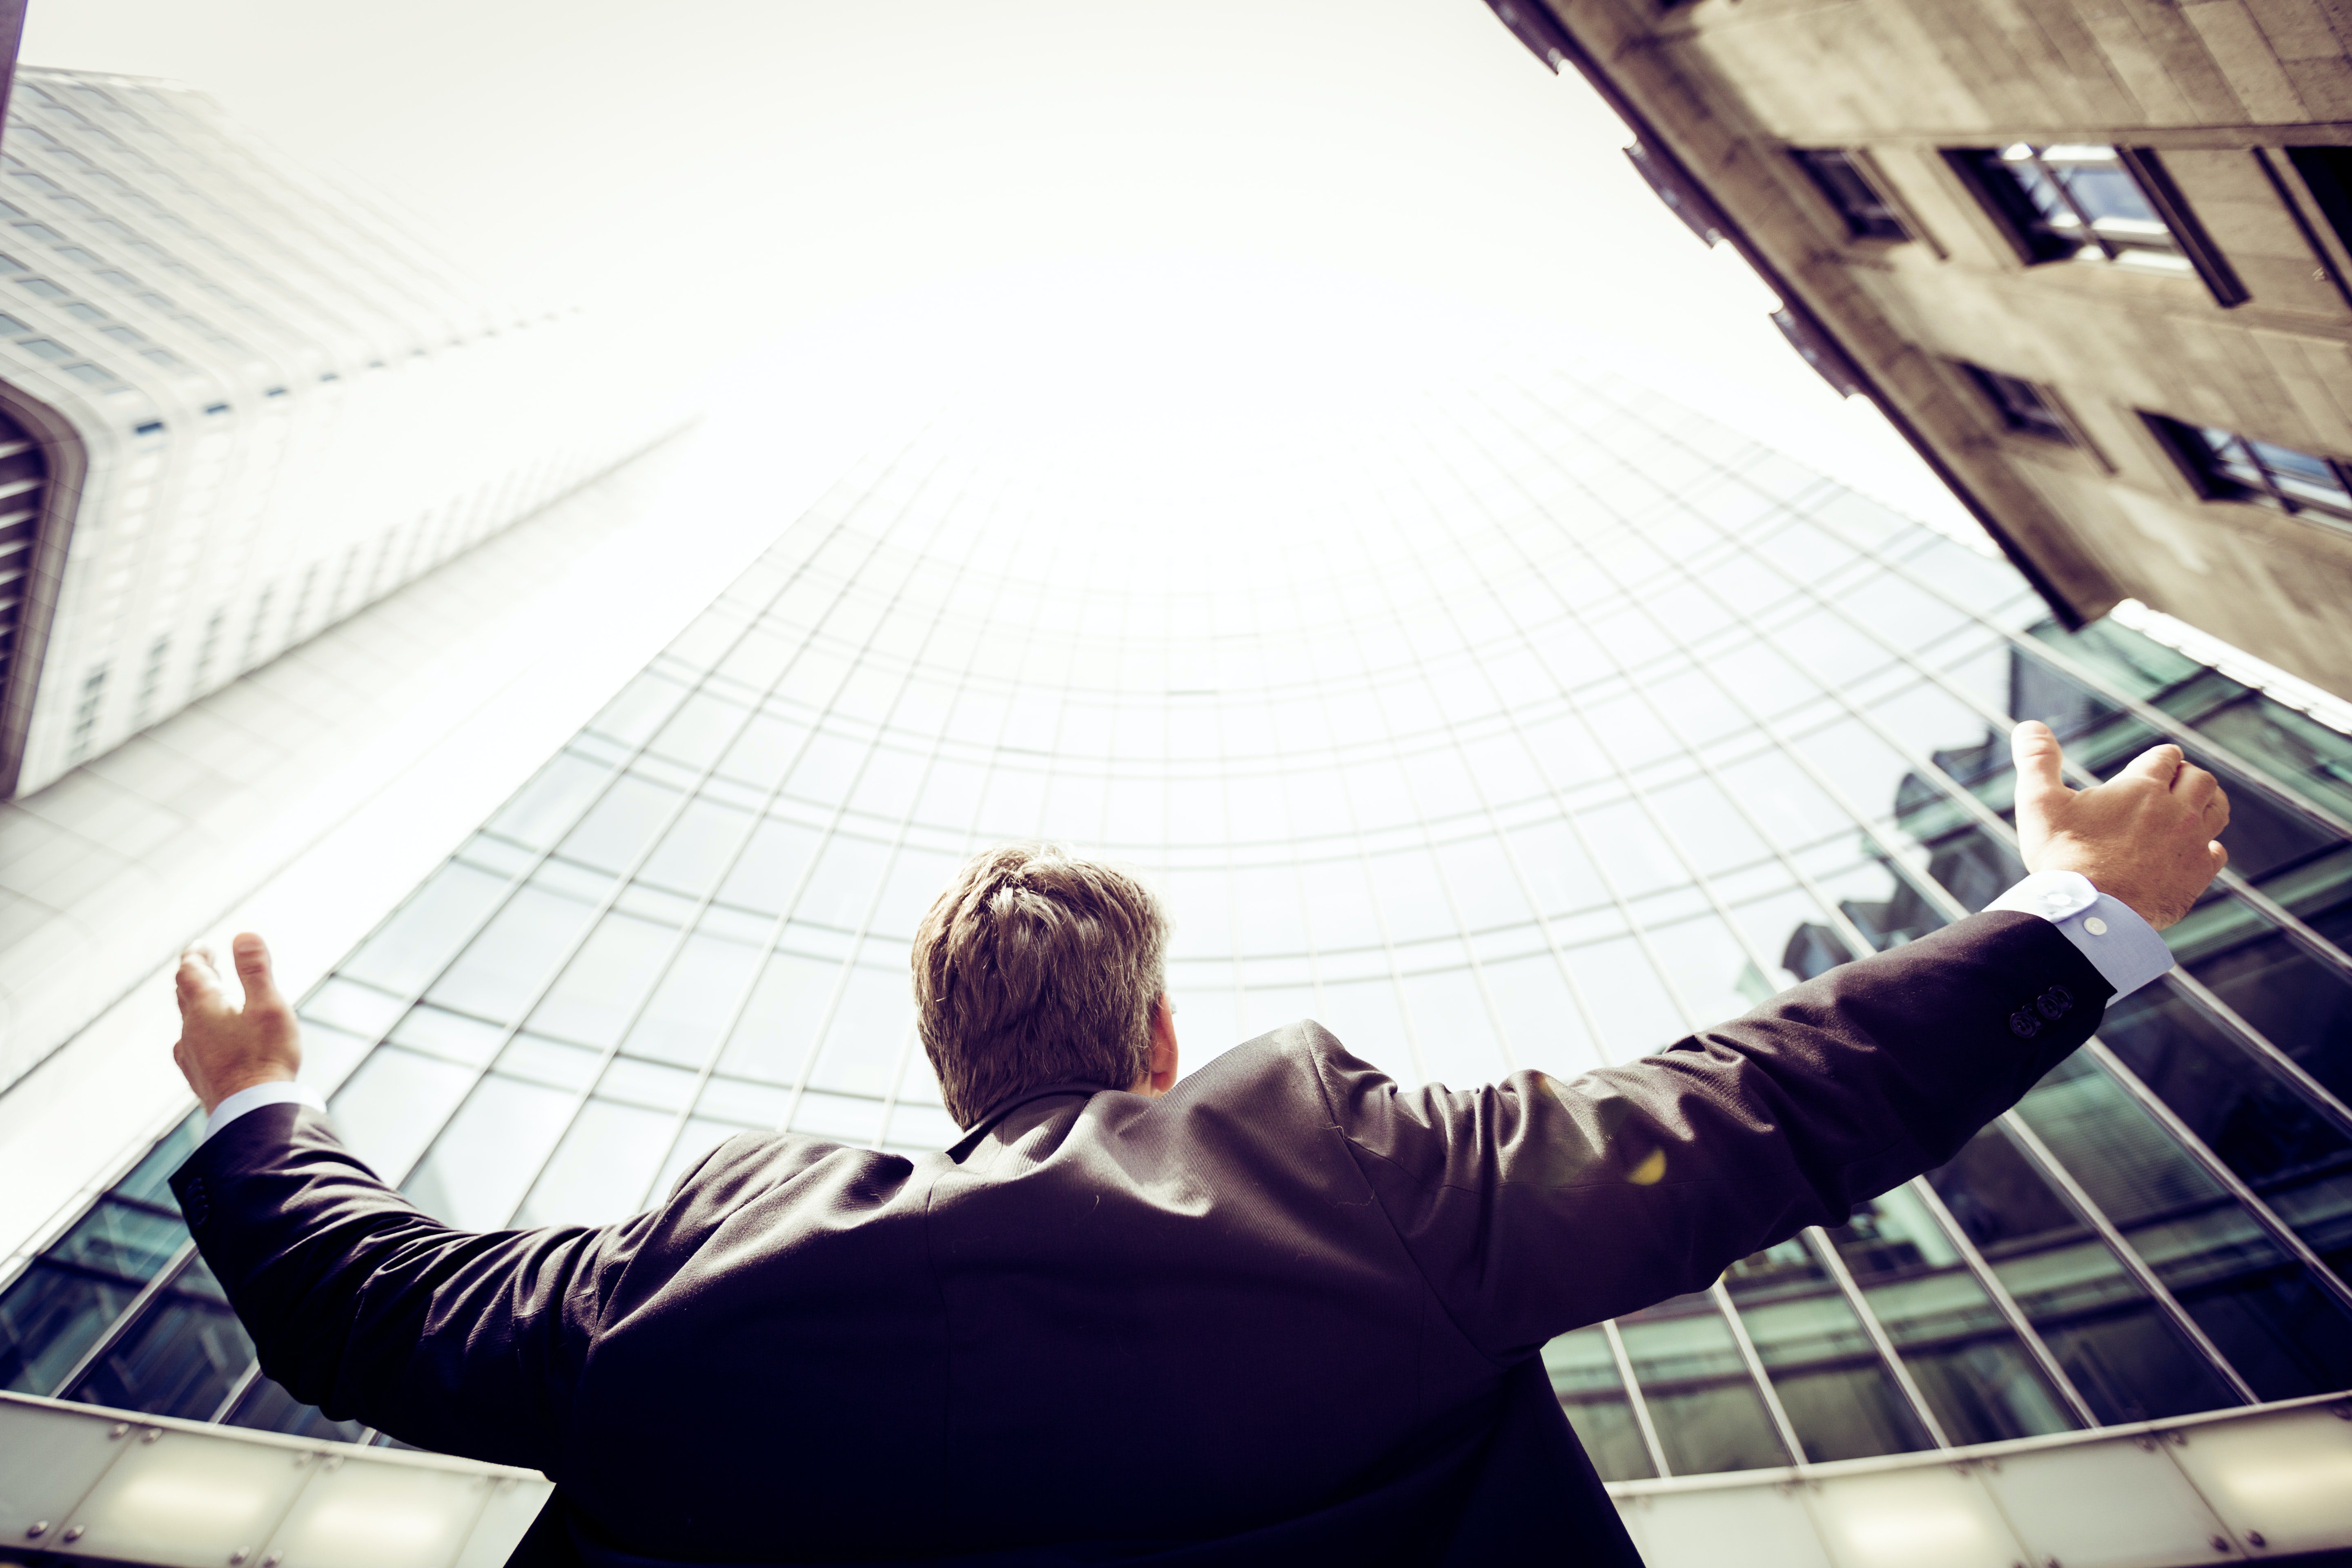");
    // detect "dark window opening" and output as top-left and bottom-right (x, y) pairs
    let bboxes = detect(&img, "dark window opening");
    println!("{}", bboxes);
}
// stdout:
(2147, 415), (2352, 527)
(1960, 364), (2074, 444)
(1793, 149), (1908, 241)
(2285, 146), (2352, 257)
